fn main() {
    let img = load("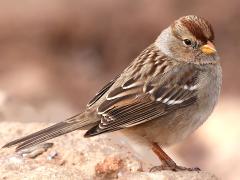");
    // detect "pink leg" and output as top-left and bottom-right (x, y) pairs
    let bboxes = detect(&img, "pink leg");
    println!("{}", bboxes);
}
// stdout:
(150, 142), (200, 172)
